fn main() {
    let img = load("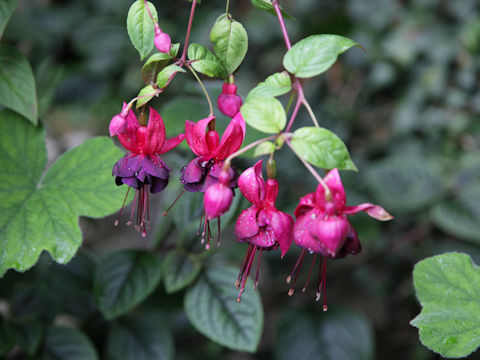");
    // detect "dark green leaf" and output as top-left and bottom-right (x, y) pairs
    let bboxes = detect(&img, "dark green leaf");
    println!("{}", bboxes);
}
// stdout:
(283, 35), (357, 78)
(241, 97), (286, 133)
(142, 53), (173, 85)
(136, 84), (156, 108)
(7, 320), (42, 355)
(156, 64), (185, 88)
(0, 111), (127, 276)
(106, 313), (174, 360)
(184, 266), (263, 352)
(94, 250), (162, 320)
(163, 250), (201, 293)
(0, 44), (38, 125)
(41, 326), (98, 360)
(249, 0), (294, 20)
(0, 0), (17, 37)
(246, 71), (292, 101)
(411, 252), (480, 358)
(210, 14), (248, 75)
(290, 127), (357, 171)
(126, 0), (158, 60)
(188, 43), (227, 78)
